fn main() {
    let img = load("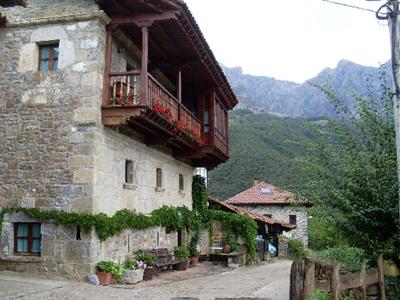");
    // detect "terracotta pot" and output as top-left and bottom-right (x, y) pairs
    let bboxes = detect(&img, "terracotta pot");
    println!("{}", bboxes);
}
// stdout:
(190, 256), (199, 266)
(223, 245), (231, 254)
(97, 271), (113, 285)
(173, 260), (189, 271)
(143, 267), (155, 281)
